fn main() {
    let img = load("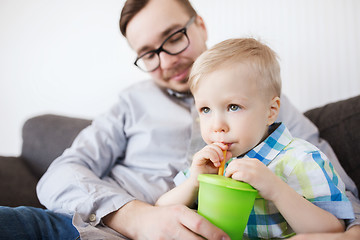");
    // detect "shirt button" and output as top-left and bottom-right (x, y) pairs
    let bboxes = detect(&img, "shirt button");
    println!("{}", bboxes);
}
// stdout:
(89, 213), (96, 222)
